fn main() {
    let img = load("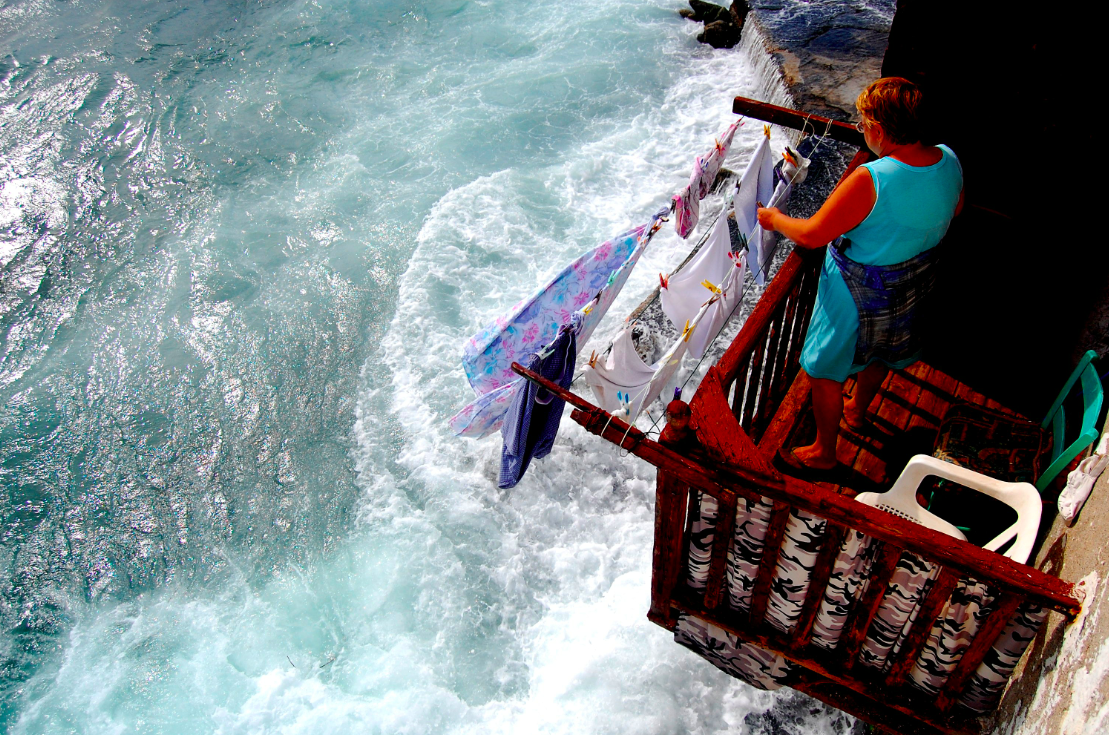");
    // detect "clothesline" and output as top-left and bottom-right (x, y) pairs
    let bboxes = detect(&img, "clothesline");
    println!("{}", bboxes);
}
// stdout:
(632, 127), (832, 441)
